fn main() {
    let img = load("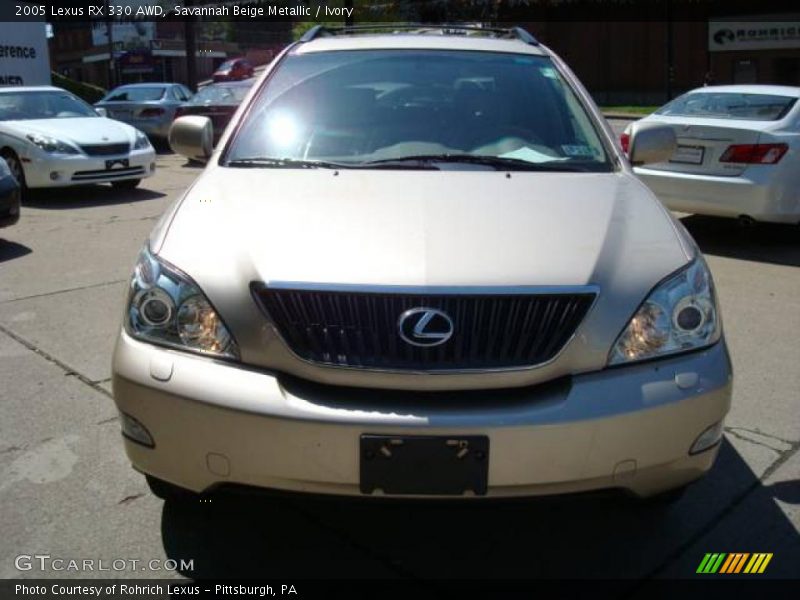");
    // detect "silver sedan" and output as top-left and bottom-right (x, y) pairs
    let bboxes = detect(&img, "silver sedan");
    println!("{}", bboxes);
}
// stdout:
(627, 85), (800, 224)
(96, 83), (193, 141)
